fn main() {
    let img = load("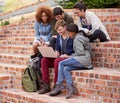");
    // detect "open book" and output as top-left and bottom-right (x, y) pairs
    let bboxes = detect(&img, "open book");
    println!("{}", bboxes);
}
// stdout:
(38, 46), (57, 58)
